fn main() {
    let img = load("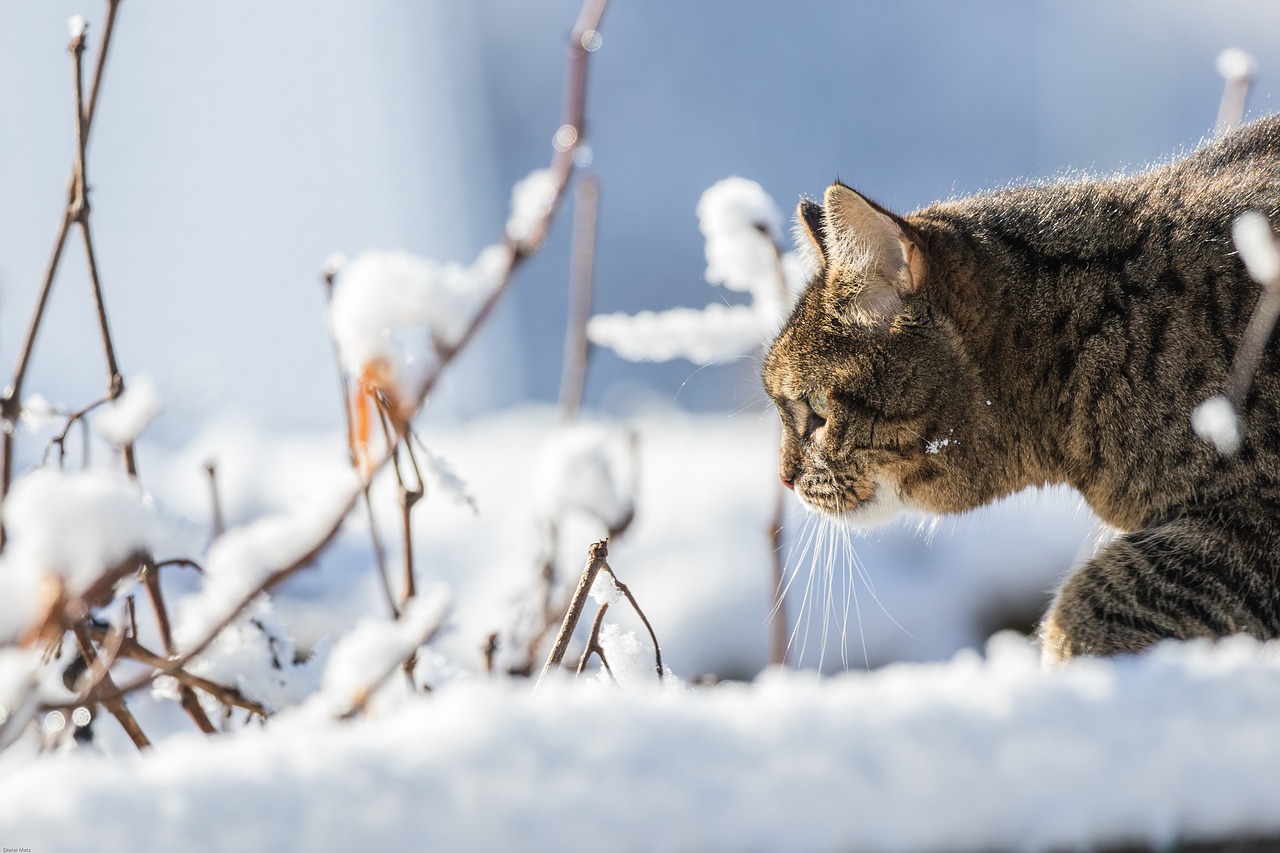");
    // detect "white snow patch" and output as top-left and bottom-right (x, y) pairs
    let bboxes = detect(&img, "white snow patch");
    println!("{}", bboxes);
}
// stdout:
(1217, 47), (1258, 82)
(1192, 394), (1241, 455)
(0, 649), (42, 752)
(588, 569), (621, 607)
(5, 638), (1280, 851)
(328, 246), (510, 409)
(1234, 211), (1280, 285)
(67, 14), (86, 39)
(95, 377), (162, 446)
(19, 394), (60, 432)
(3, 467), (158, 601)
(588, 303), (767, 365)
(313, 586), (449, 714)
(534, 422), (635, 532)
(698, 176), (784, 297)
(925, 437), (952, 455)
(174, 471), (363, 652)
(505, 168), (557, 245)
